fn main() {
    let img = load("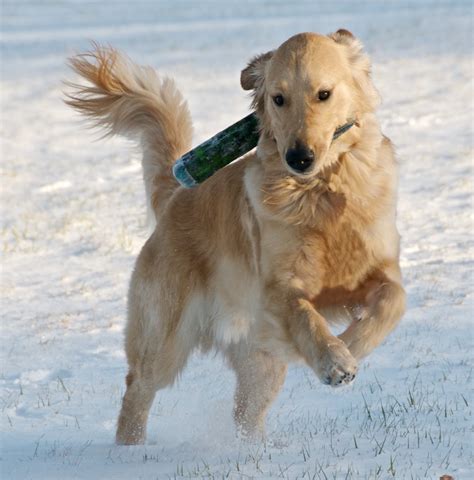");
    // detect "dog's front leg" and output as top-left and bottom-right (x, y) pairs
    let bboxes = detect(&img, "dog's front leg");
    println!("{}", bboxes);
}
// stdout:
(270, 290), (358, 386)
(338, 263), (406, 360)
